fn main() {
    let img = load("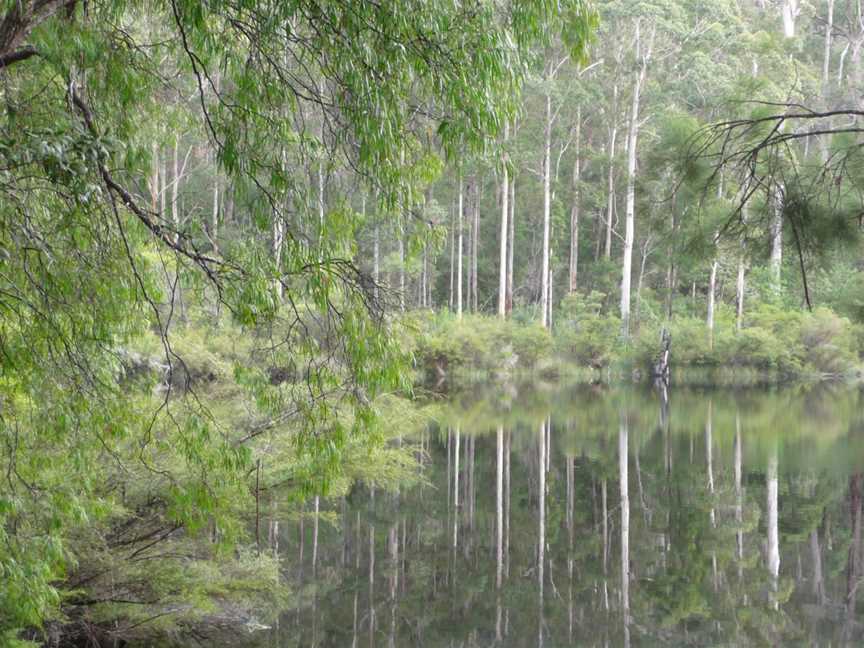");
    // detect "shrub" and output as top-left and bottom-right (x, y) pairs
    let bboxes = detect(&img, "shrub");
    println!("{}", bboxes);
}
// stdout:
(555, 292), (621, 367)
